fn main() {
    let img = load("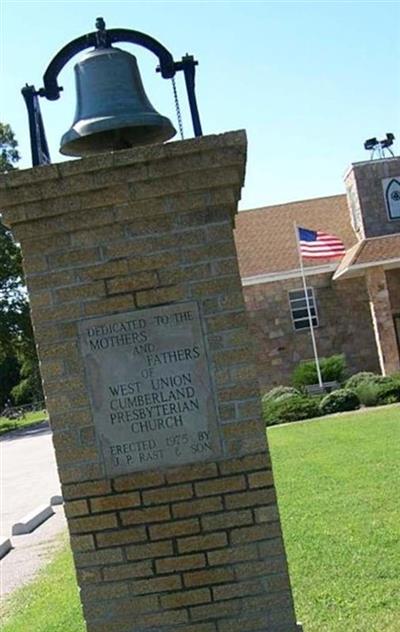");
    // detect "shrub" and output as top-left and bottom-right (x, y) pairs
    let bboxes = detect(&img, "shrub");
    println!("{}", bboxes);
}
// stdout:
(292, 354), (347, 387)
(321, 354), (348, 383)
(346, 372), (386, 389)
(262, 387), (300, 423)
(377, 382), (400, 405)
(263, 394), (321, 426)
(355, 380), (400, 407)
(355, 382), (380, 407)
(319, 388), (360, 415)
(389, 372), (400, 386)
(262, 386), (299, 404)
(292, 361), (318, 388)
